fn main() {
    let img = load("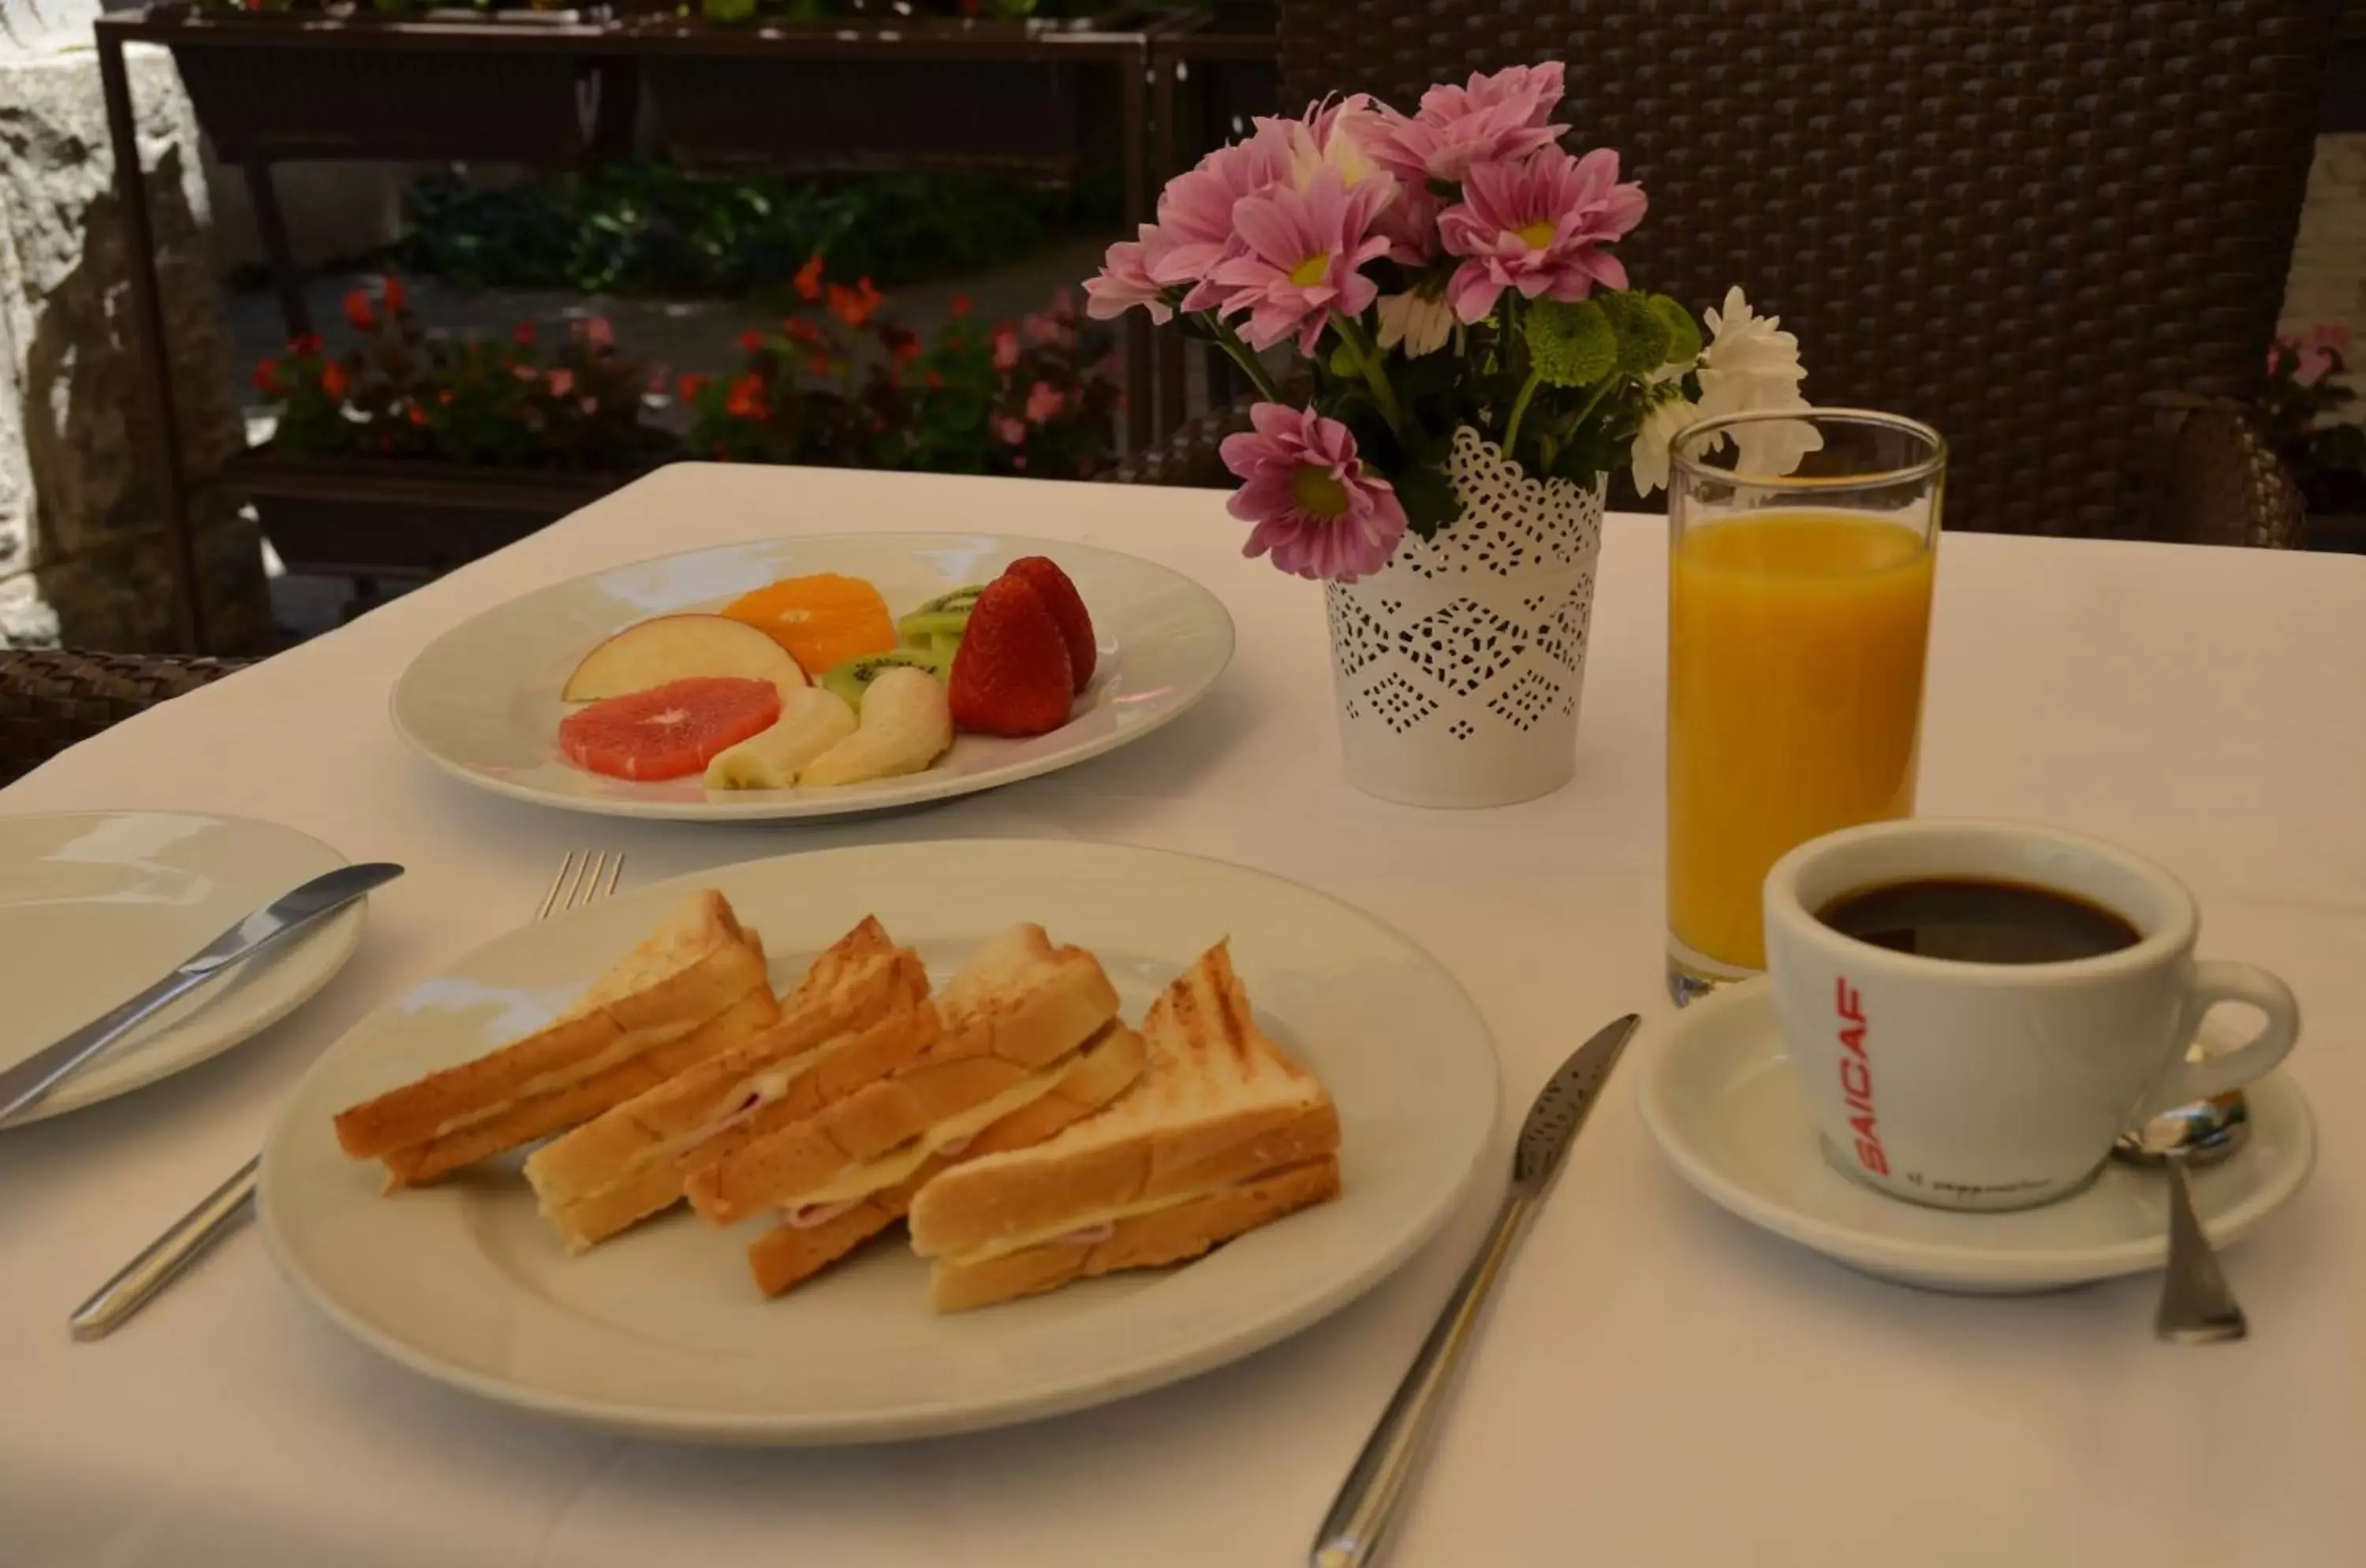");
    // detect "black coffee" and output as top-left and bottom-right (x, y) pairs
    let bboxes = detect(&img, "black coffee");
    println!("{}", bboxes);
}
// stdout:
(1816, 877), (2141, 965)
